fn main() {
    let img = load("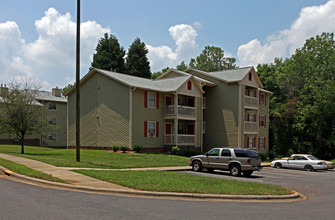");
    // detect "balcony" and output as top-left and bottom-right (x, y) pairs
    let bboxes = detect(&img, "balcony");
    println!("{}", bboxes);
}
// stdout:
(164, 105), (196, 118)
(164, 134), (195, 145)
(245, 96), (258, 108)
(244, 121), (257, 133)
